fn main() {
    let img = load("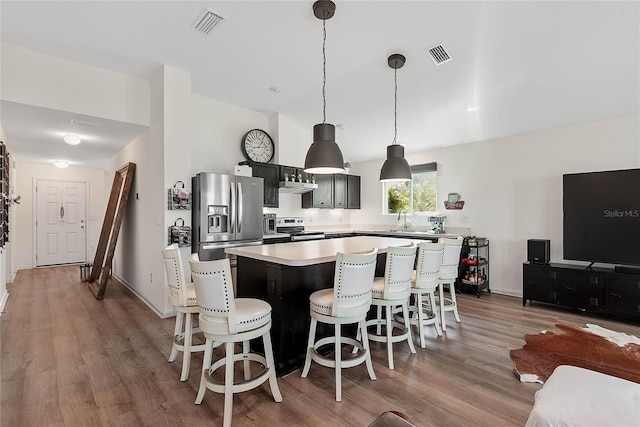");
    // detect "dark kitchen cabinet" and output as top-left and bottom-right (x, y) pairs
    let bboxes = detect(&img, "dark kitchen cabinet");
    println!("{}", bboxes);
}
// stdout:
(302, 173), (360, 209)
(302, 174), (333, 208)
(334, 174), (347, 208)
(347, 175), (361, 209)
(240, 161), (279, 208)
